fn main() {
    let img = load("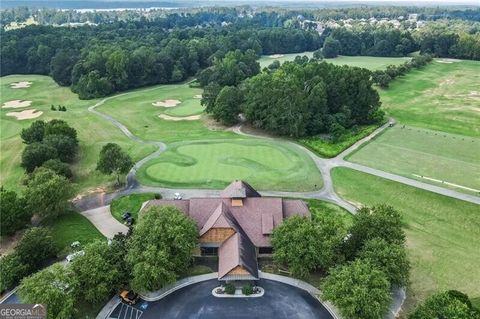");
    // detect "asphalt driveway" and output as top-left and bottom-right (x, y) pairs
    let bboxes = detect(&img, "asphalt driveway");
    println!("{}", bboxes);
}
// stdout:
(109, 279), (333, 319)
